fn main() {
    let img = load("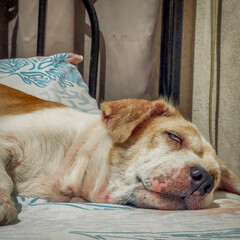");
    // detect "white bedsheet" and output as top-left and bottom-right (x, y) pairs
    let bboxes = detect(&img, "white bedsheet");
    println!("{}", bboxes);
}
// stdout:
(1, 191), (240, 240)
